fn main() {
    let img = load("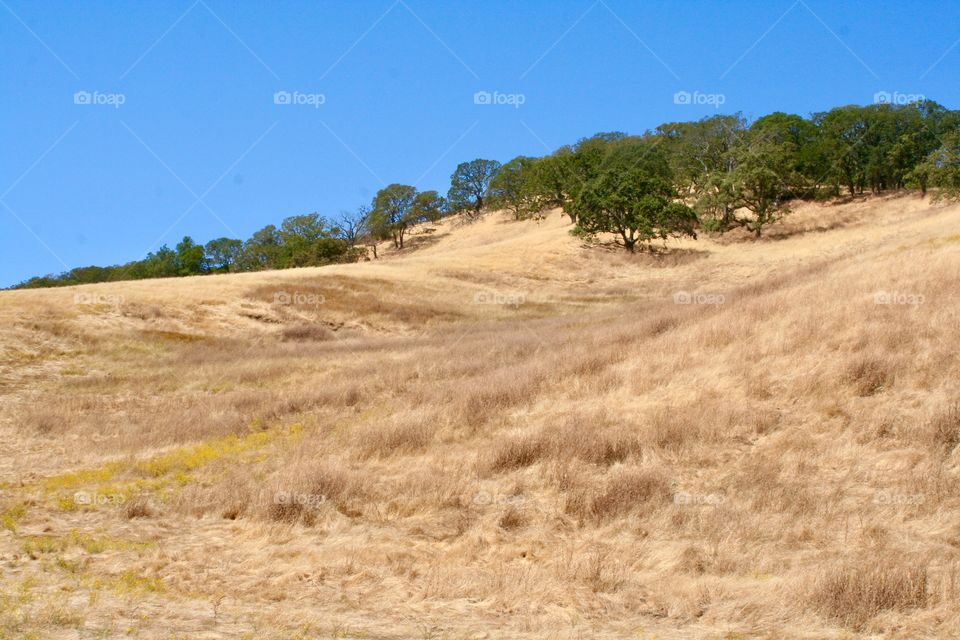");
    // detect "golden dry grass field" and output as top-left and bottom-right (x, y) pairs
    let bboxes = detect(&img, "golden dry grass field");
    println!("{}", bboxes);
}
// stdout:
(1, 193), (960, 639)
